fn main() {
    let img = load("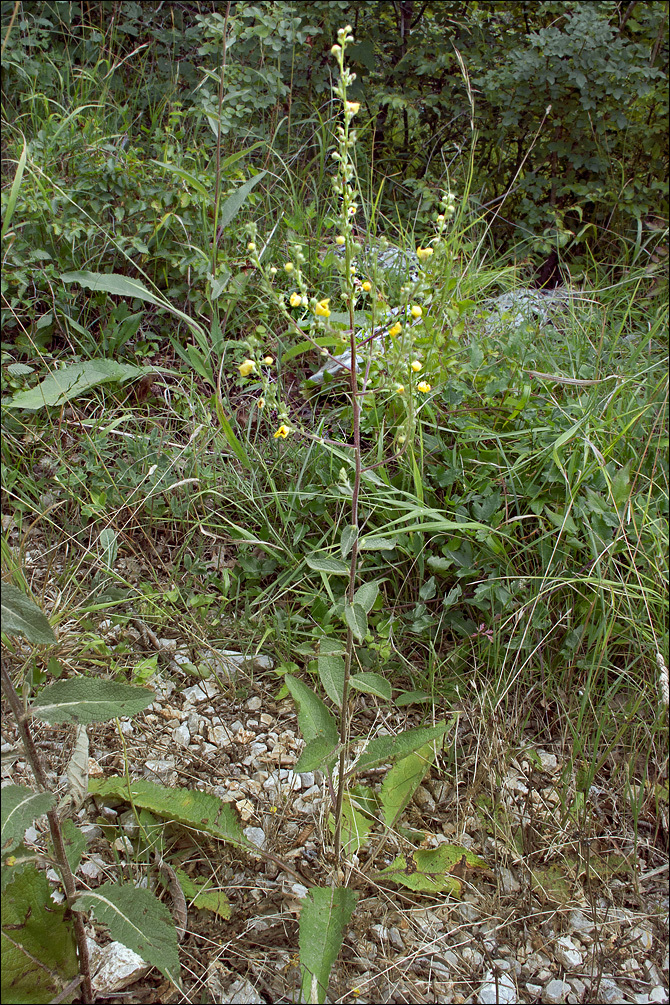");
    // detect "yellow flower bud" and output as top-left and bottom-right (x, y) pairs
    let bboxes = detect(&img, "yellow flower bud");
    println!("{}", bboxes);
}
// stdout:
(335, 235), (346, 246)
(361, 281), (372, 292)
(263, 356), (274, 365)
(289, 292), (302, 307)
(410, 305), (422, 318)
(269, 266), (278, 275)
(331, 44), (341, 55)
(411, 360), (422, 372)
(247, 242), (256, 252)
(395, 384), (405, 394)
(346, 101), (361, 115)
(238, 359), (256, 377)
(284, 262), (294, 272)
(417, 381), (431, 393)
(388, 322), (402, 337)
